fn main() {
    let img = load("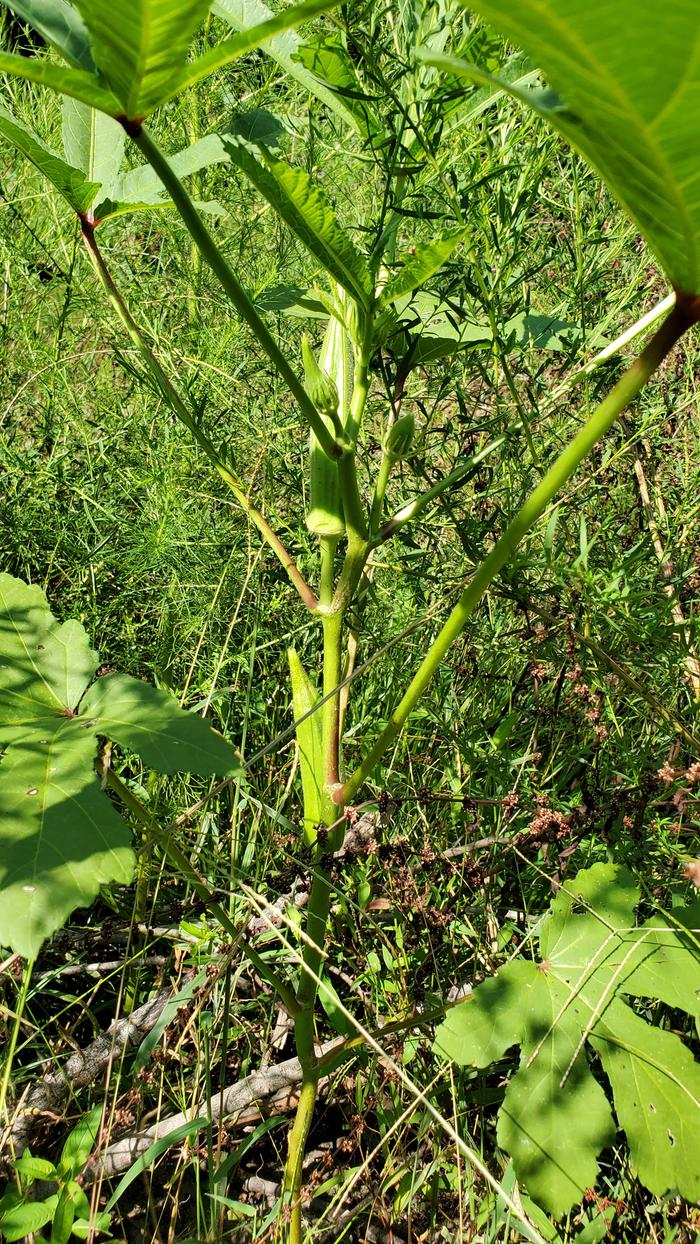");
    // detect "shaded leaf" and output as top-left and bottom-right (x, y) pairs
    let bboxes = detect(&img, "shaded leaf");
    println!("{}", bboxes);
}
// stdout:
(223, 134), (372, 305)
(0, 721), (134, 959)
(0, 0), (94, 70)
(79, 673), (241, 776)
(0, 575), (240, 956)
